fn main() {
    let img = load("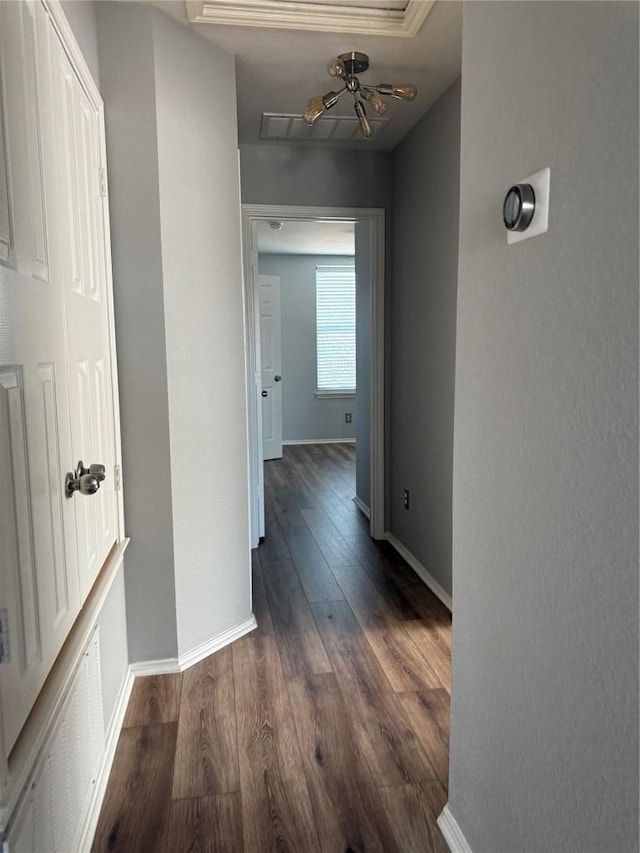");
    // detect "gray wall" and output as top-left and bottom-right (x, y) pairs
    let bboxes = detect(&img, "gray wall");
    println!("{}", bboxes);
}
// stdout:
(258, 254), (356, 443)
(60, 0), (100, 84)
(389, 79), (461, 596)
(240, 145), (392, 210)
(153, 11), (251, 656)
(97, 3), (251, 662)
(449, 3), (639, 852)
(96, 2), (178, 662)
